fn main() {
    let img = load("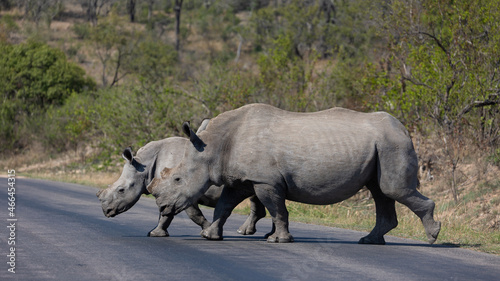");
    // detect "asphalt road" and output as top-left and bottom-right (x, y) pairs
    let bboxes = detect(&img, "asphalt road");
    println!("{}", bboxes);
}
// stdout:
(1, 177), (499, 280)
